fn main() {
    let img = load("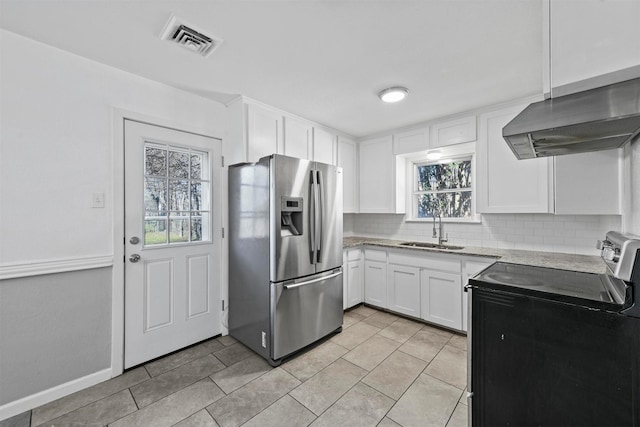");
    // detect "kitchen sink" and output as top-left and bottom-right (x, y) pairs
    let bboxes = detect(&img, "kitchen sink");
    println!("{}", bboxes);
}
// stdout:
(399, 241), (465, 250)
